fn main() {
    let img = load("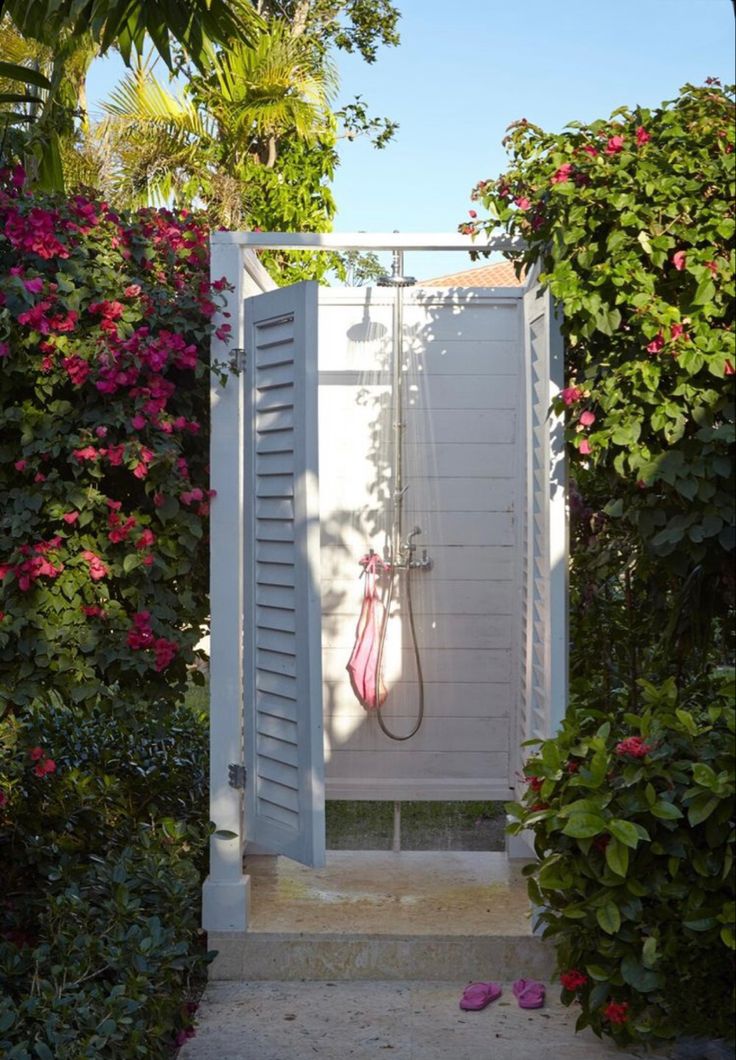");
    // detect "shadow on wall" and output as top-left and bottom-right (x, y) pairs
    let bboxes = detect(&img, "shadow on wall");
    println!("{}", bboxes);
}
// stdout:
(317, 285), (523, 793)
